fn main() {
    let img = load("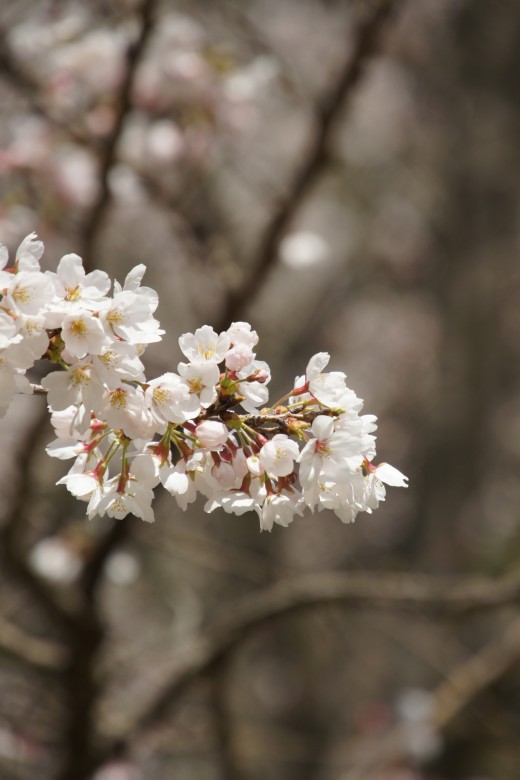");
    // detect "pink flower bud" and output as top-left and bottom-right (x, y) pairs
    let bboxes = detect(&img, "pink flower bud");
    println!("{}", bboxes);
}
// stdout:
(225, 343), (254, 372)
(212, 461), (236, 488)
(249, 368), (270, 383)
(196, 420), (229, 450)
